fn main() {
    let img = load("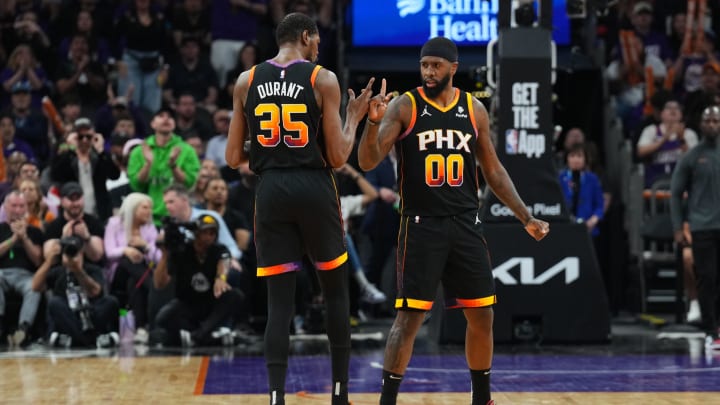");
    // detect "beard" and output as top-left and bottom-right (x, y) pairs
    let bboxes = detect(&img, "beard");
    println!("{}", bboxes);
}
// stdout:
(422, 73), (451, 99)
